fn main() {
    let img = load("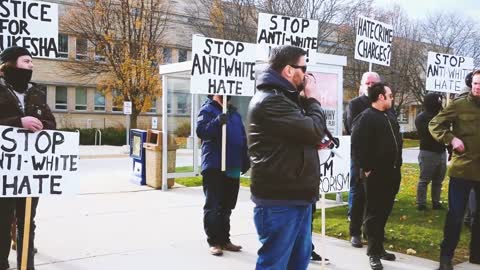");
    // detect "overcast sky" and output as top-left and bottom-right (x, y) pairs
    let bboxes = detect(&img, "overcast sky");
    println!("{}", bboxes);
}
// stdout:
(374, 0), (480, 20)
